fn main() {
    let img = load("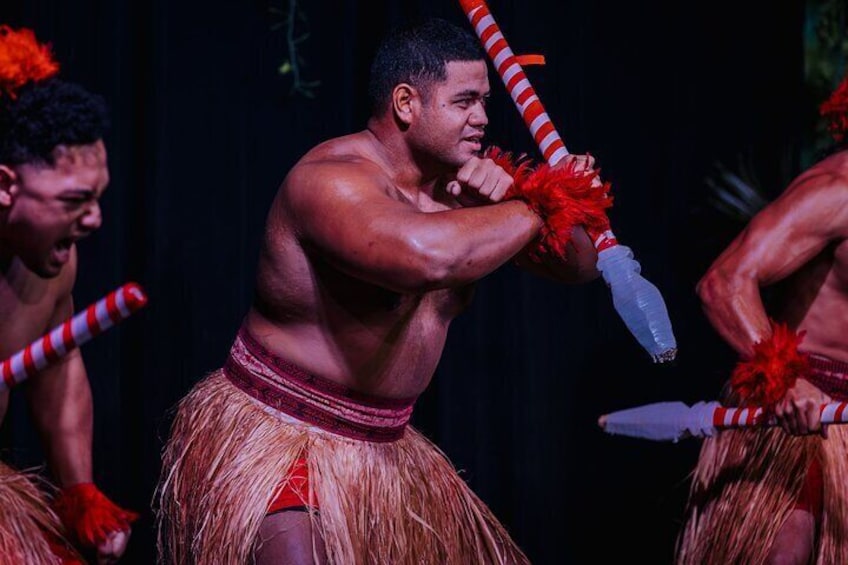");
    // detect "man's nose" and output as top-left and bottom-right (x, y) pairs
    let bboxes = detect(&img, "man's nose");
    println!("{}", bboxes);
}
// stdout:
(469, 103), (488, 128)
(79, 202), (102, 231)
